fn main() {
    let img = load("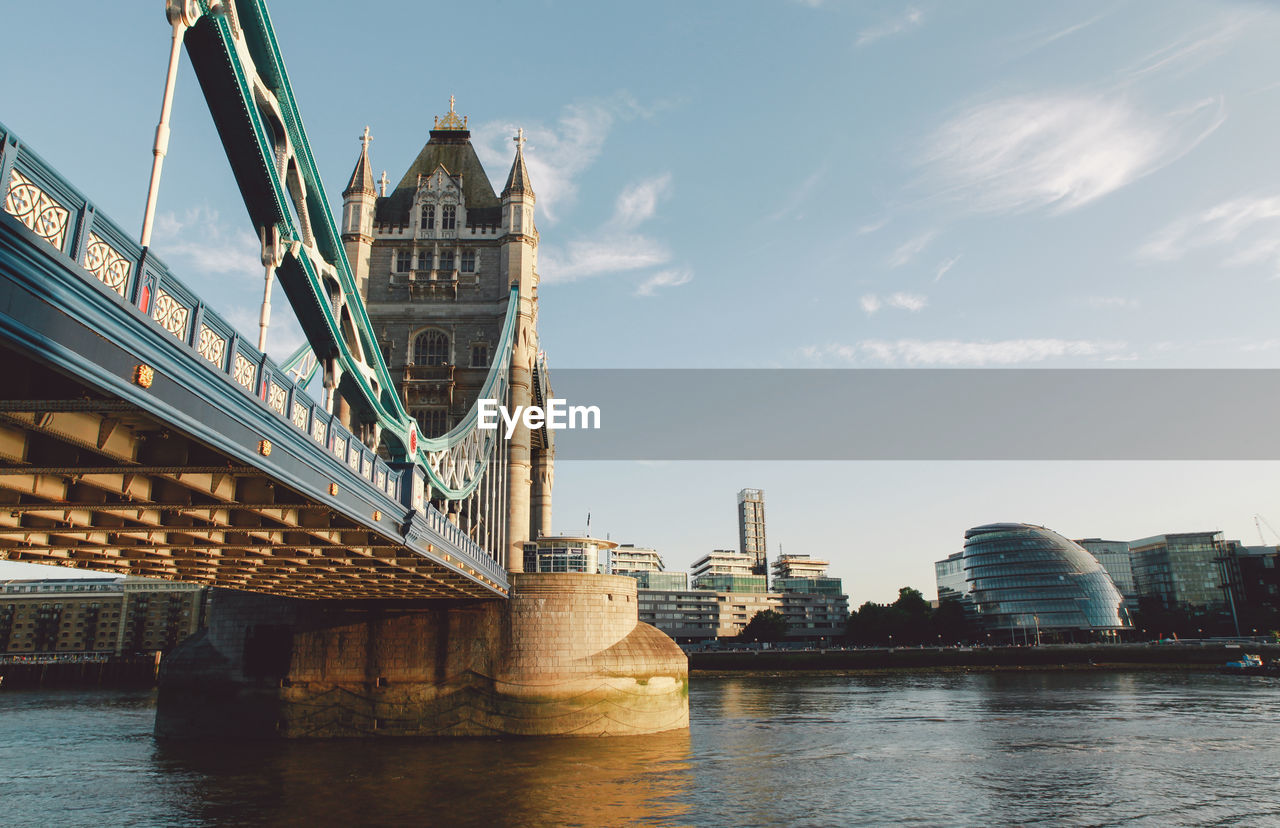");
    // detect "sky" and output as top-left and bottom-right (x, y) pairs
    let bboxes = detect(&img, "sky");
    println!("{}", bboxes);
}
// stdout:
(3, 1), (1280, 603)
